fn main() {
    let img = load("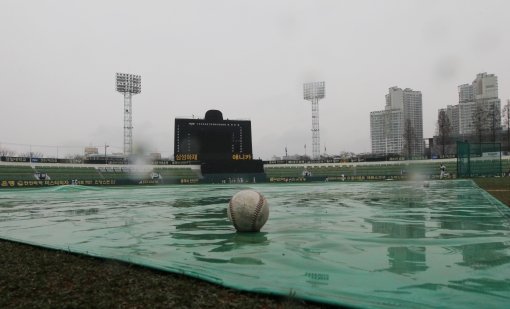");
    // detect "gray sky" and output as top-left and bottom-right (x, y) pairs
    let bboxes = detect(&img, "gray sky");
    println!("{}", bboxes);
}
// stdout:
(1, 0), (509, 159)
